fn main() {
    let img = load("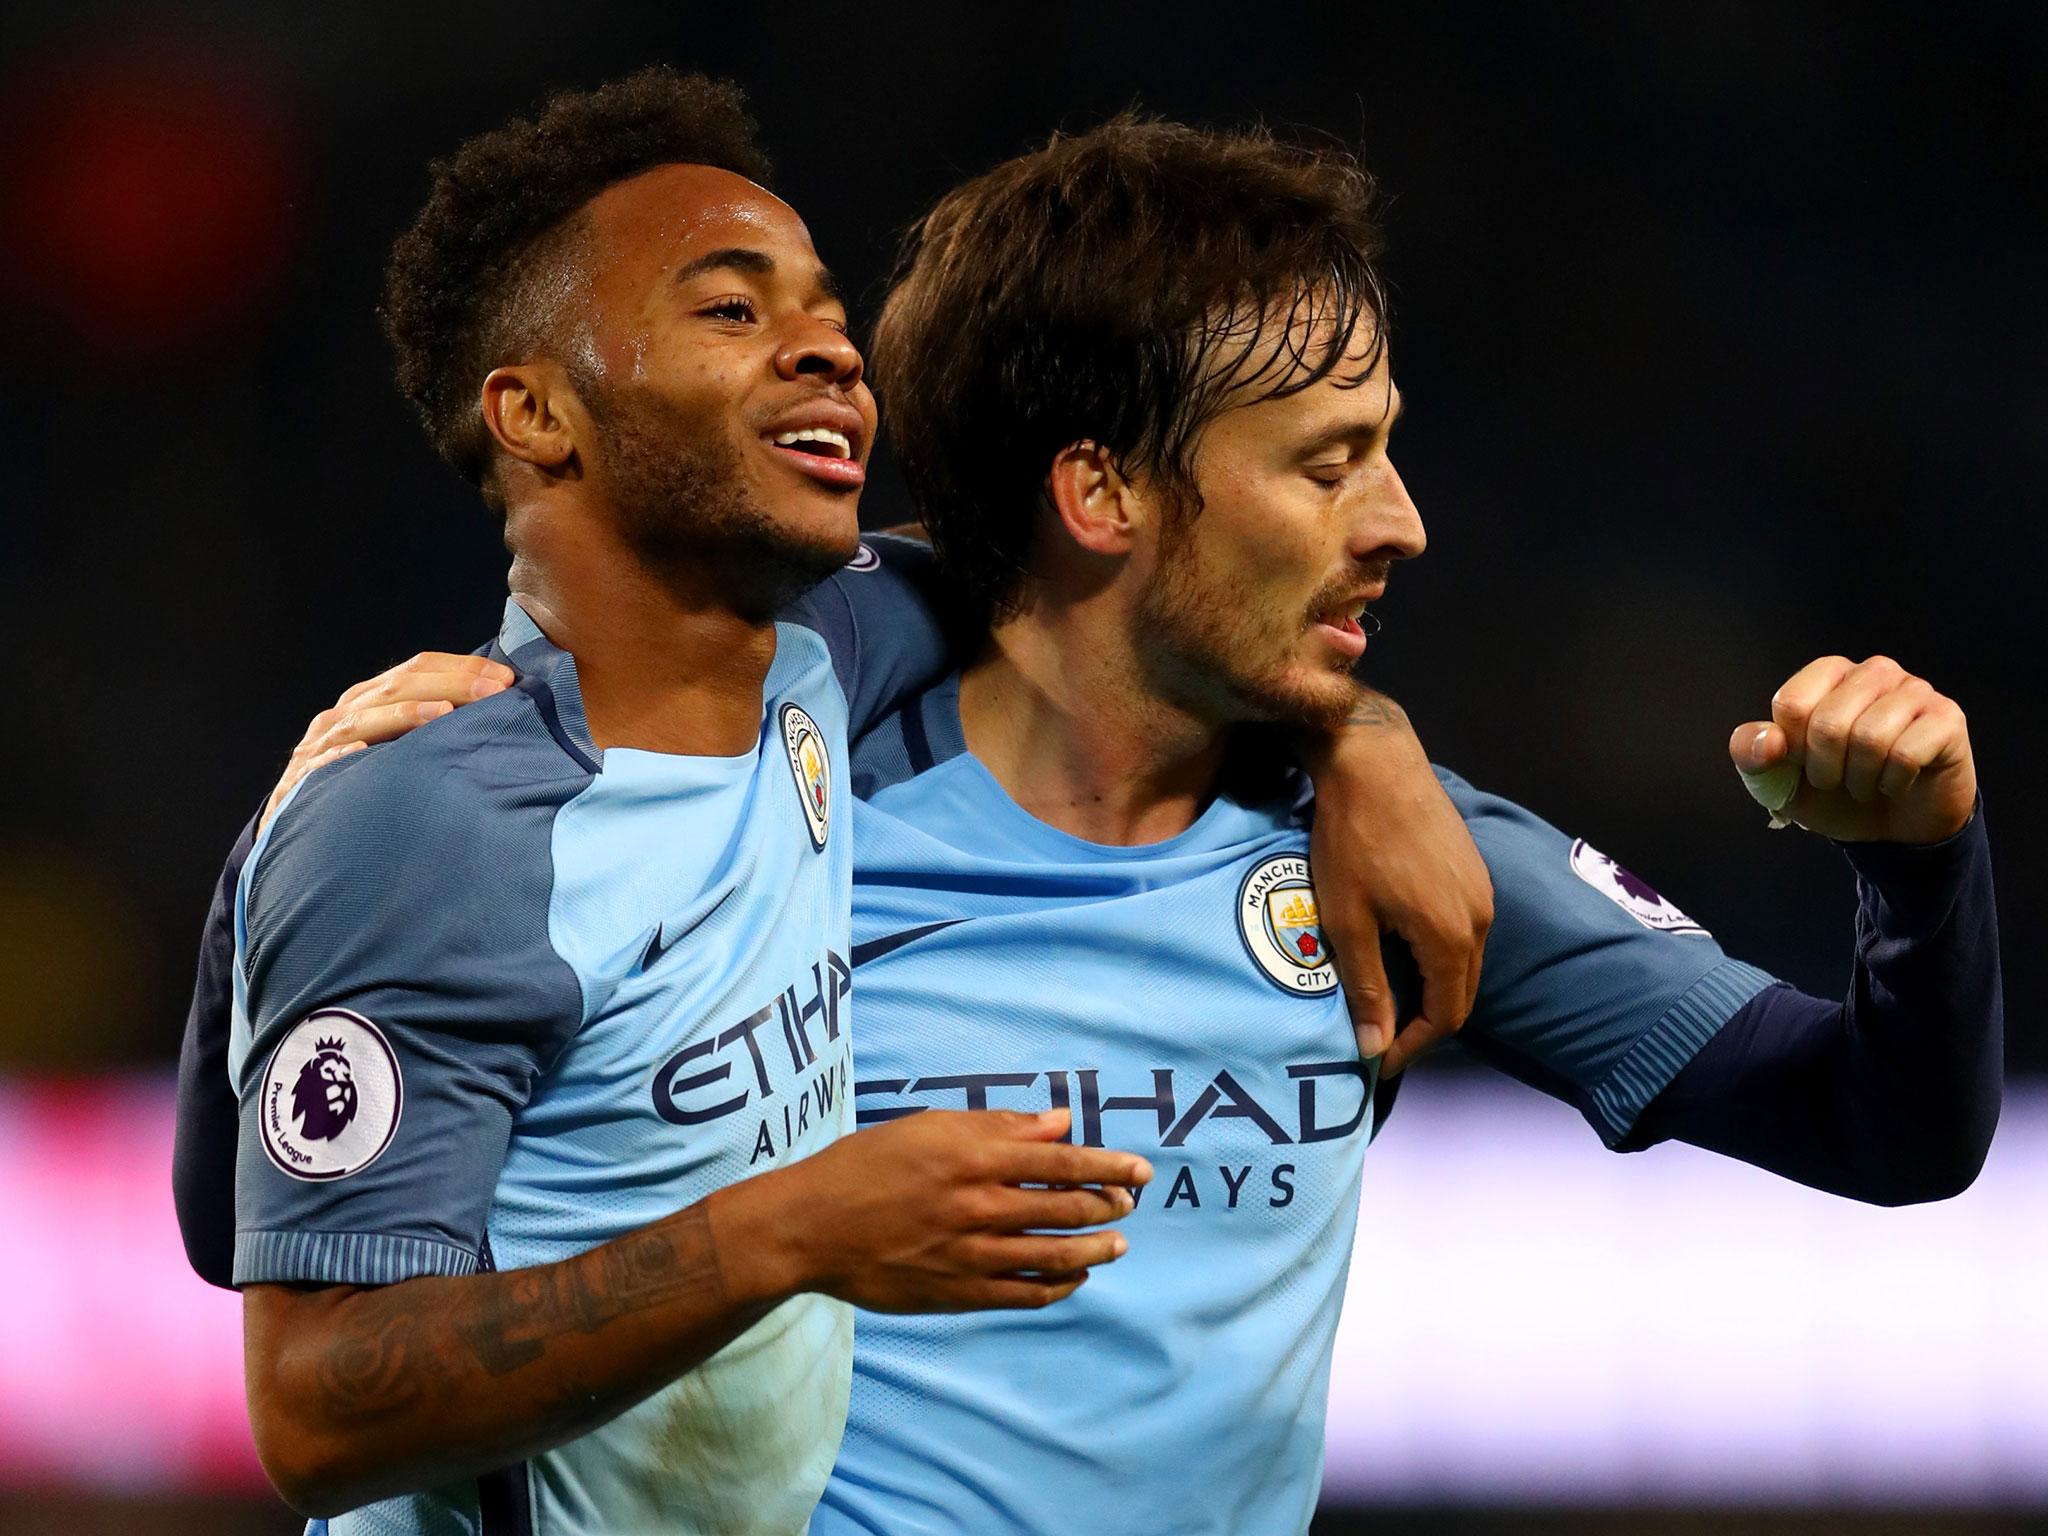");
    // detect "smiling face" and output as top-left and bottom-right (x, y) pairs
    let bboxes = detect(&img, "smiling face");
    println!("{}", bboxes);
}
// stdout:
(565, 162), (876, 610)
(1130, 326), (1424, 728)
